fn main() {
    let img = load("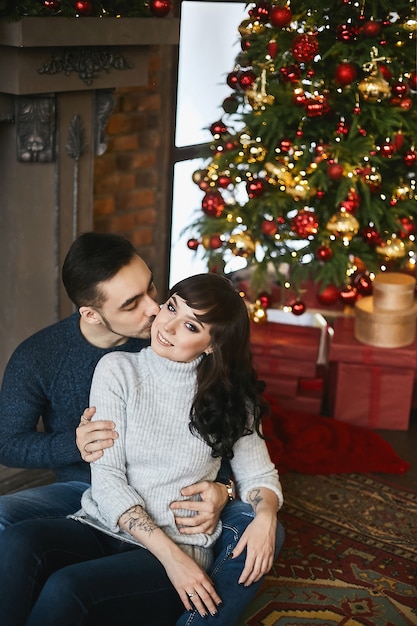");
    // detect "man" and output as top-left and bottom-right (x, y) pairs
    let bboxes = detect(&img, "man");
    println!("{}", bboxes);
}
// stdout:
(0, 232), (228, 531)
